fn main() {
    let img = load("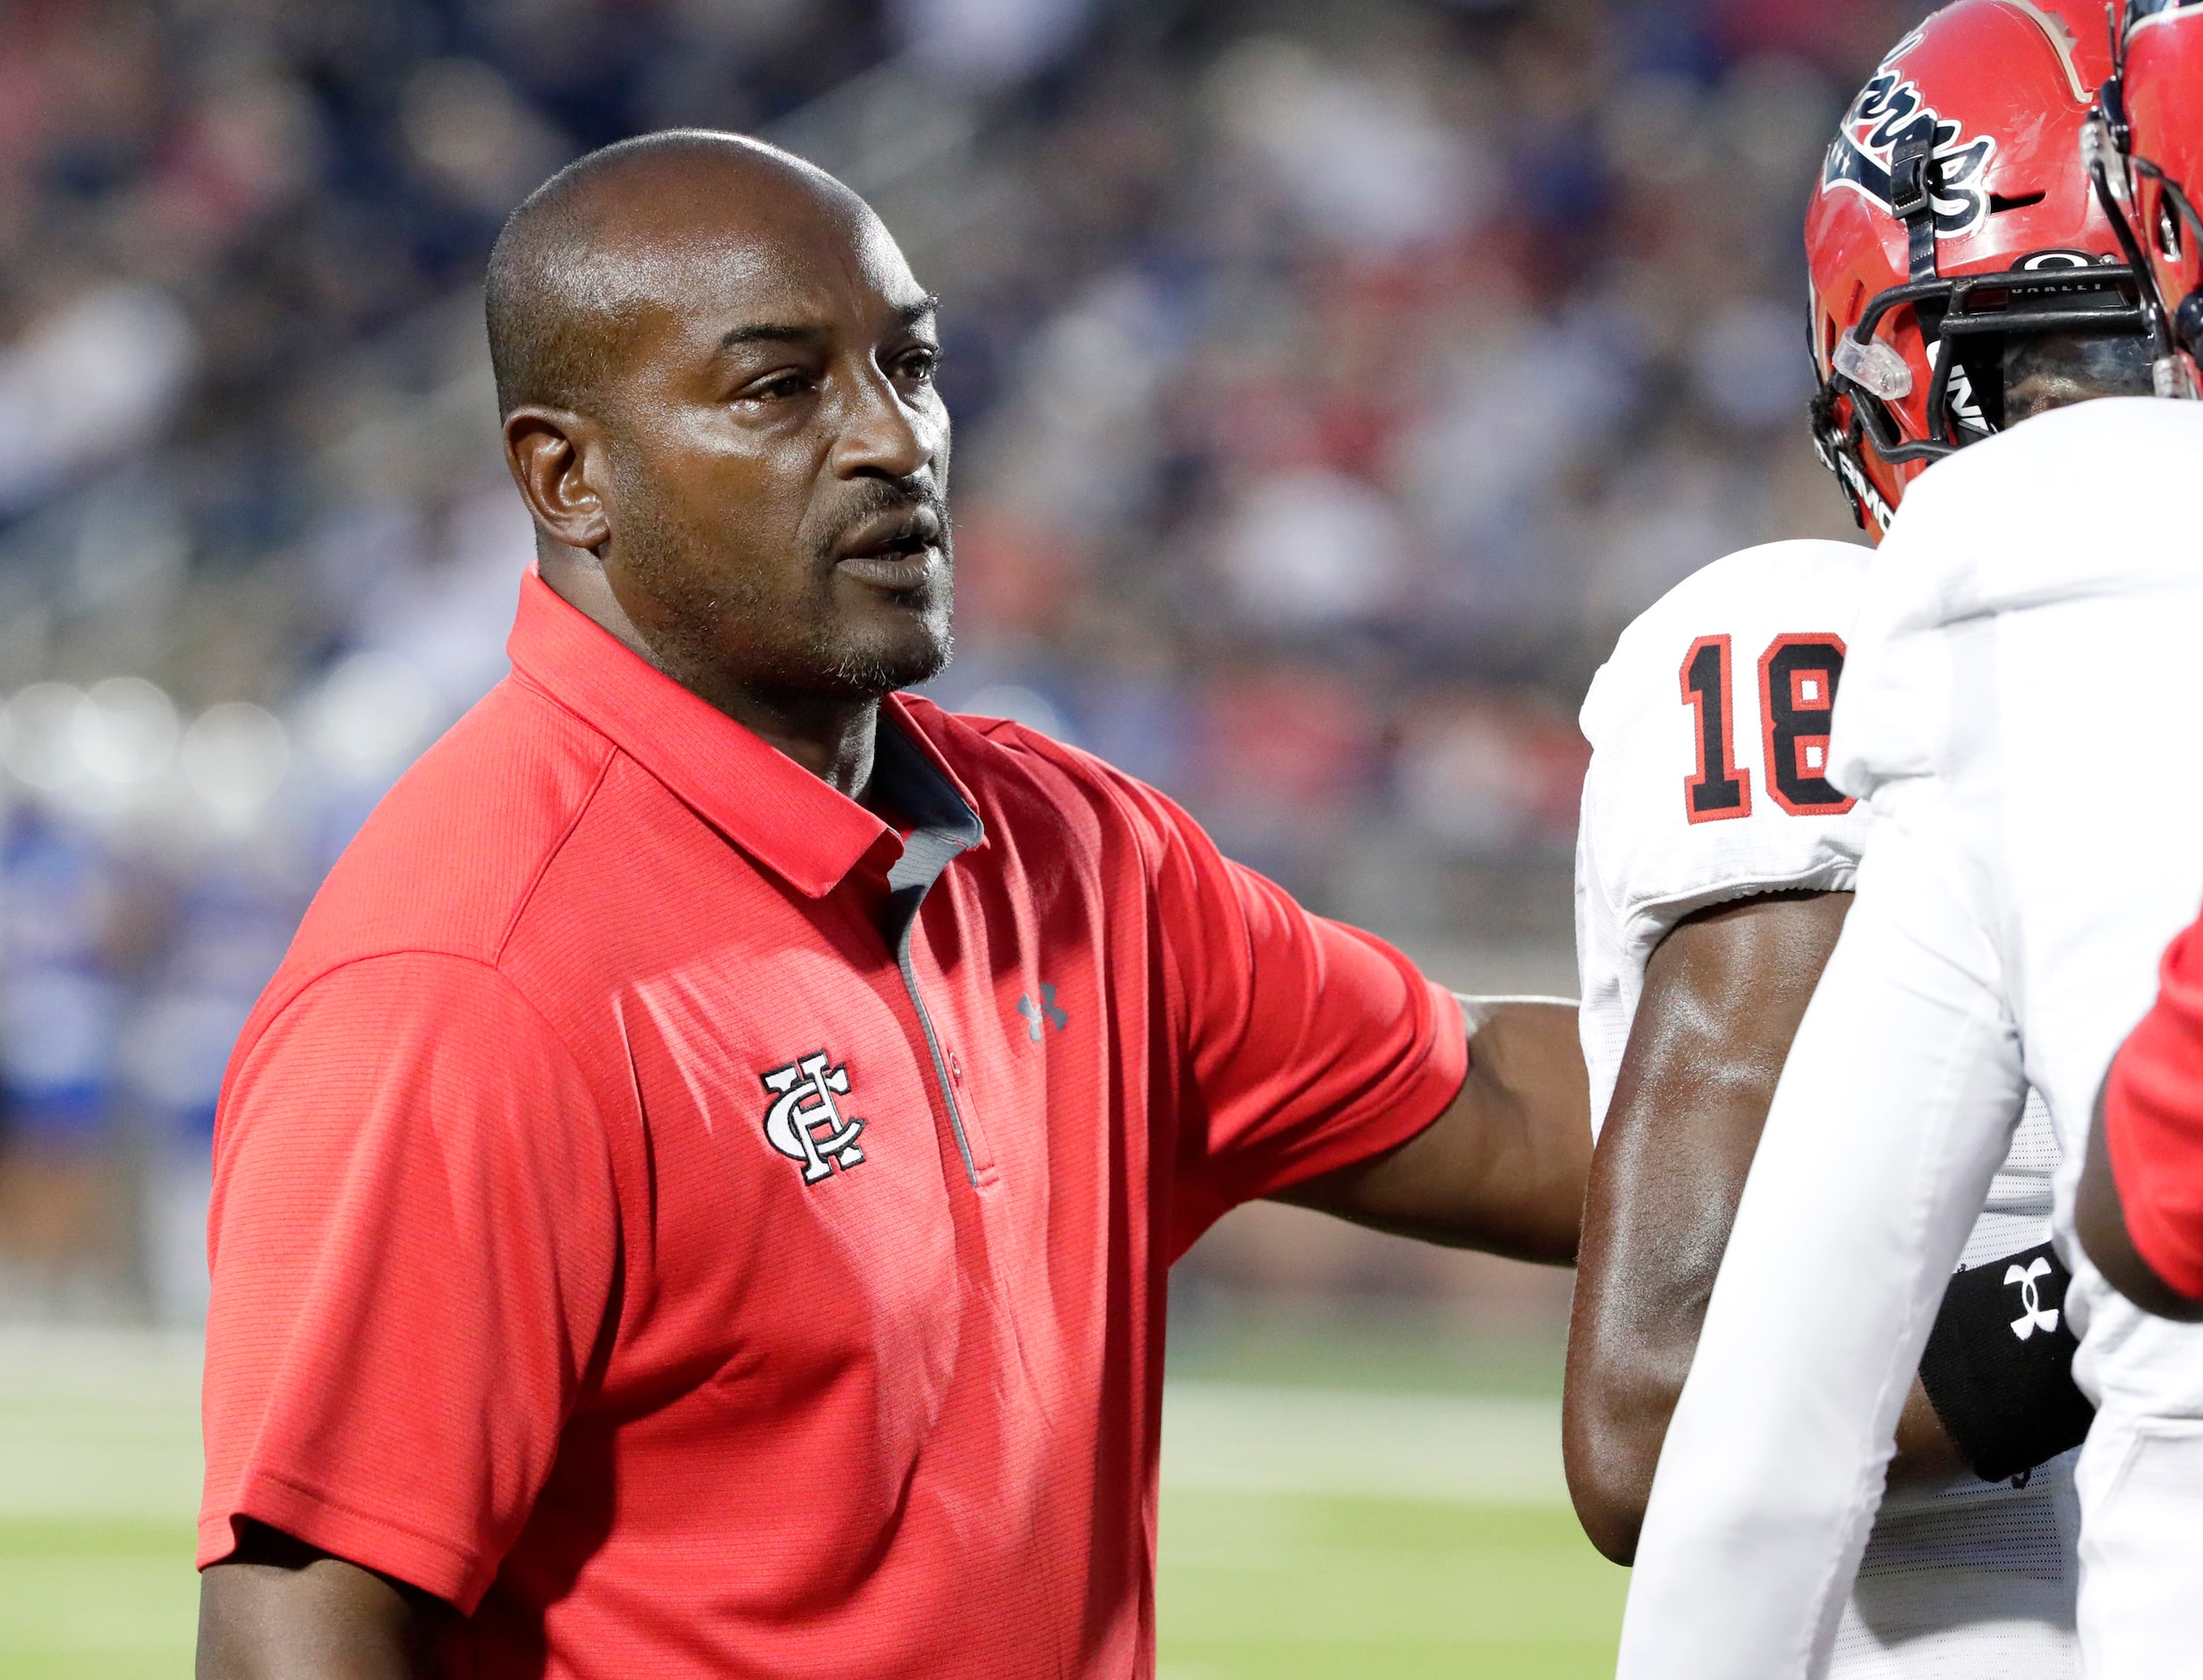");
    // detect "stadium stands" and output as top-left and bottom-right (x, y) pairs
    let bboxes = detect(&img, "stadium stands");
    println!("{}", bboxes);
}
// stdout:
(0, 0), (1917, 1315)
